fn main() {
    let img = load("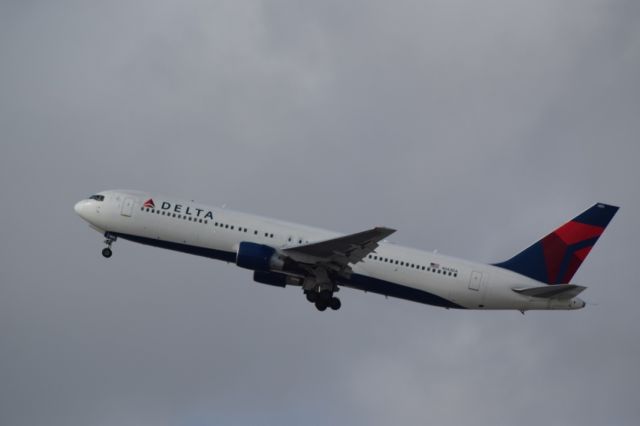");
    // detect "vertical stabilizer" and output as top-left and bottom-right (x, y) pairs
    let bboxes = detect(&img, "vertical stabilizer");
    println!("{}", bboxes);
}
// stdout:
(494, 203), (618, 284)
